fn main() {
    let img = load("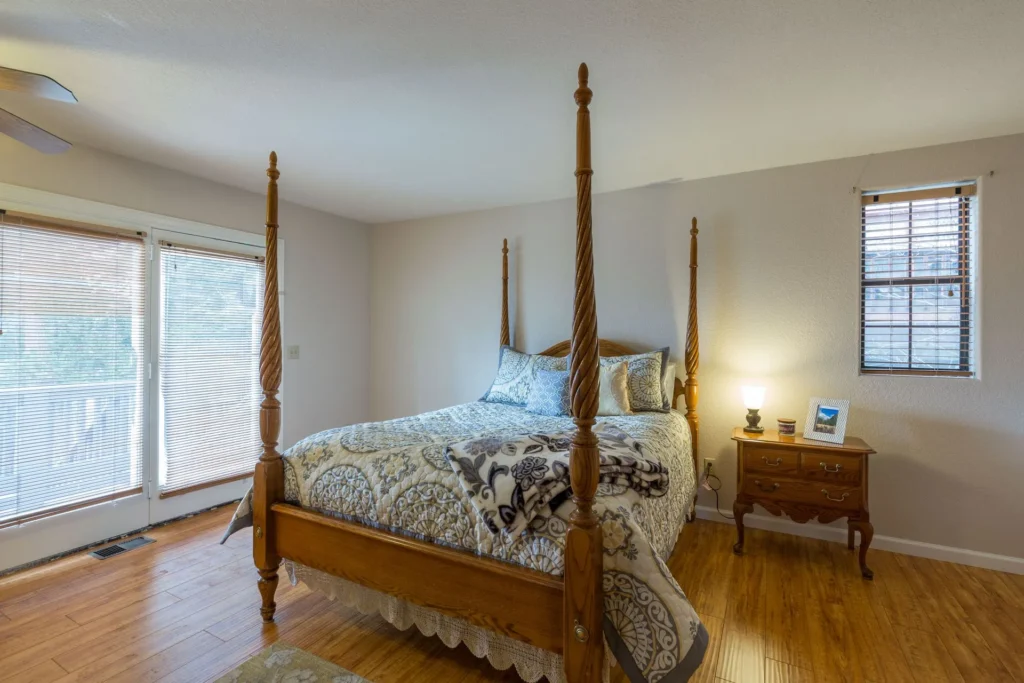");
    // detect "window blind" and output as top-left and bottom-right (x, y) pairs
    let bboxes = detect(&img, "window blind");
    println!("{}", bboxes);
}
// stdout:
(860, 184), (977, 376)
(0, 213), (146, 529)
(159, 242), (265, 496)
